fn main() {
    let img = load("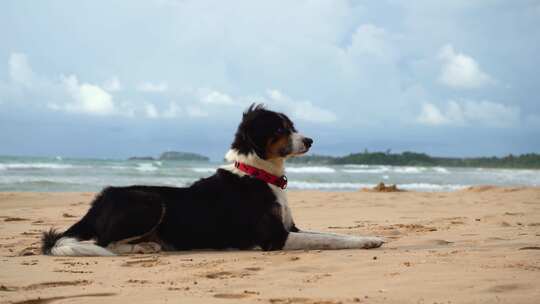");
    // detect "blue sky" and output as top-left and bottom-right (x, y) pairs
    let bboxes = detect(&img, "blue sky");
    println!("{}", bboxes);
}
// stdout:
(1, 0), (539, 160)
